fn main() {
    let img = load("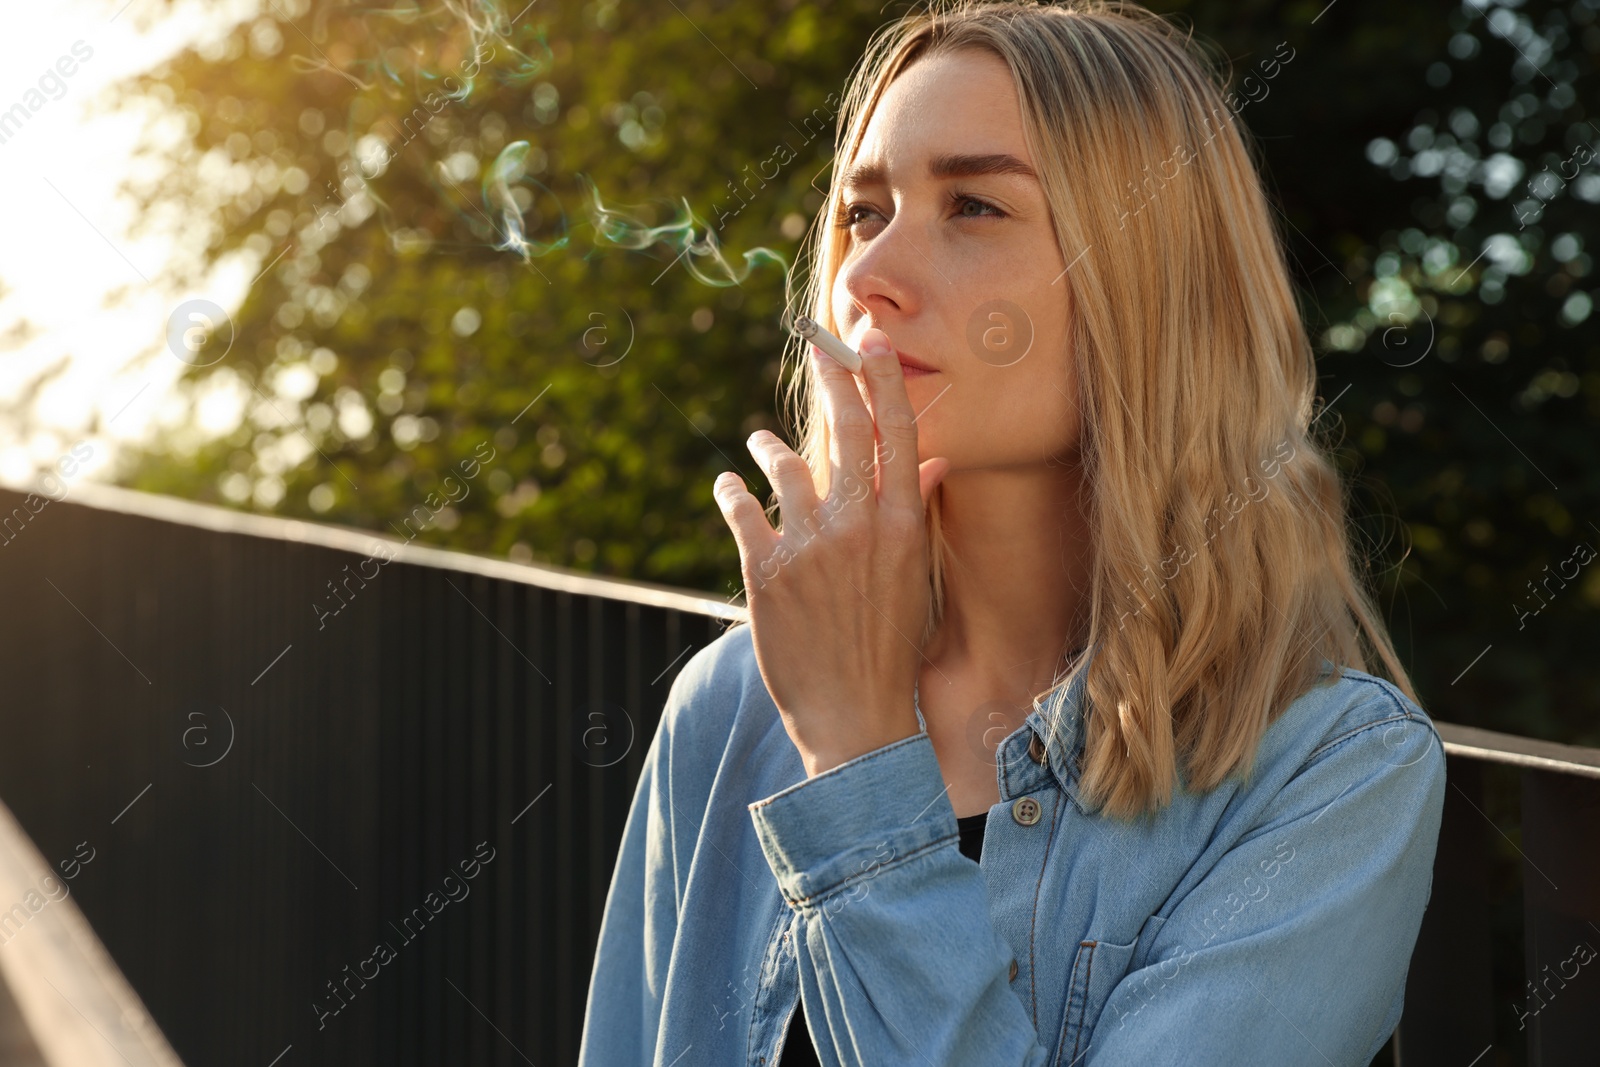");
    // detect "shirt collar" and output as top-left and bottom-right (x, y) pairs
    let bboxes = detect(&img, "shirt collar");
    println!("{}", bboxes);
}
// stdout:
(1028, 687), (1085, 796)
(995, 643), (1096, 808)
